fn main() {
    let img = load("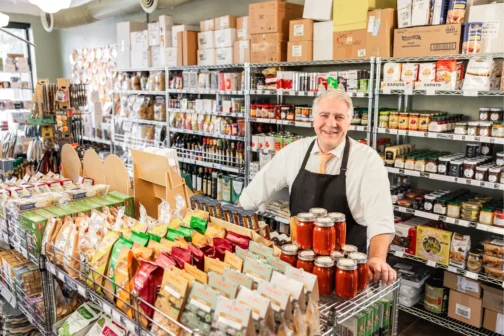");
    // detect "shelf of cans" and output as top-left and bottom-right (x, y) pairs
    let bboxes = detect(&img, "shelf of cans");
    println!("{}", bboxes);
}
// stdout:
(175, 147), (243, 174)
